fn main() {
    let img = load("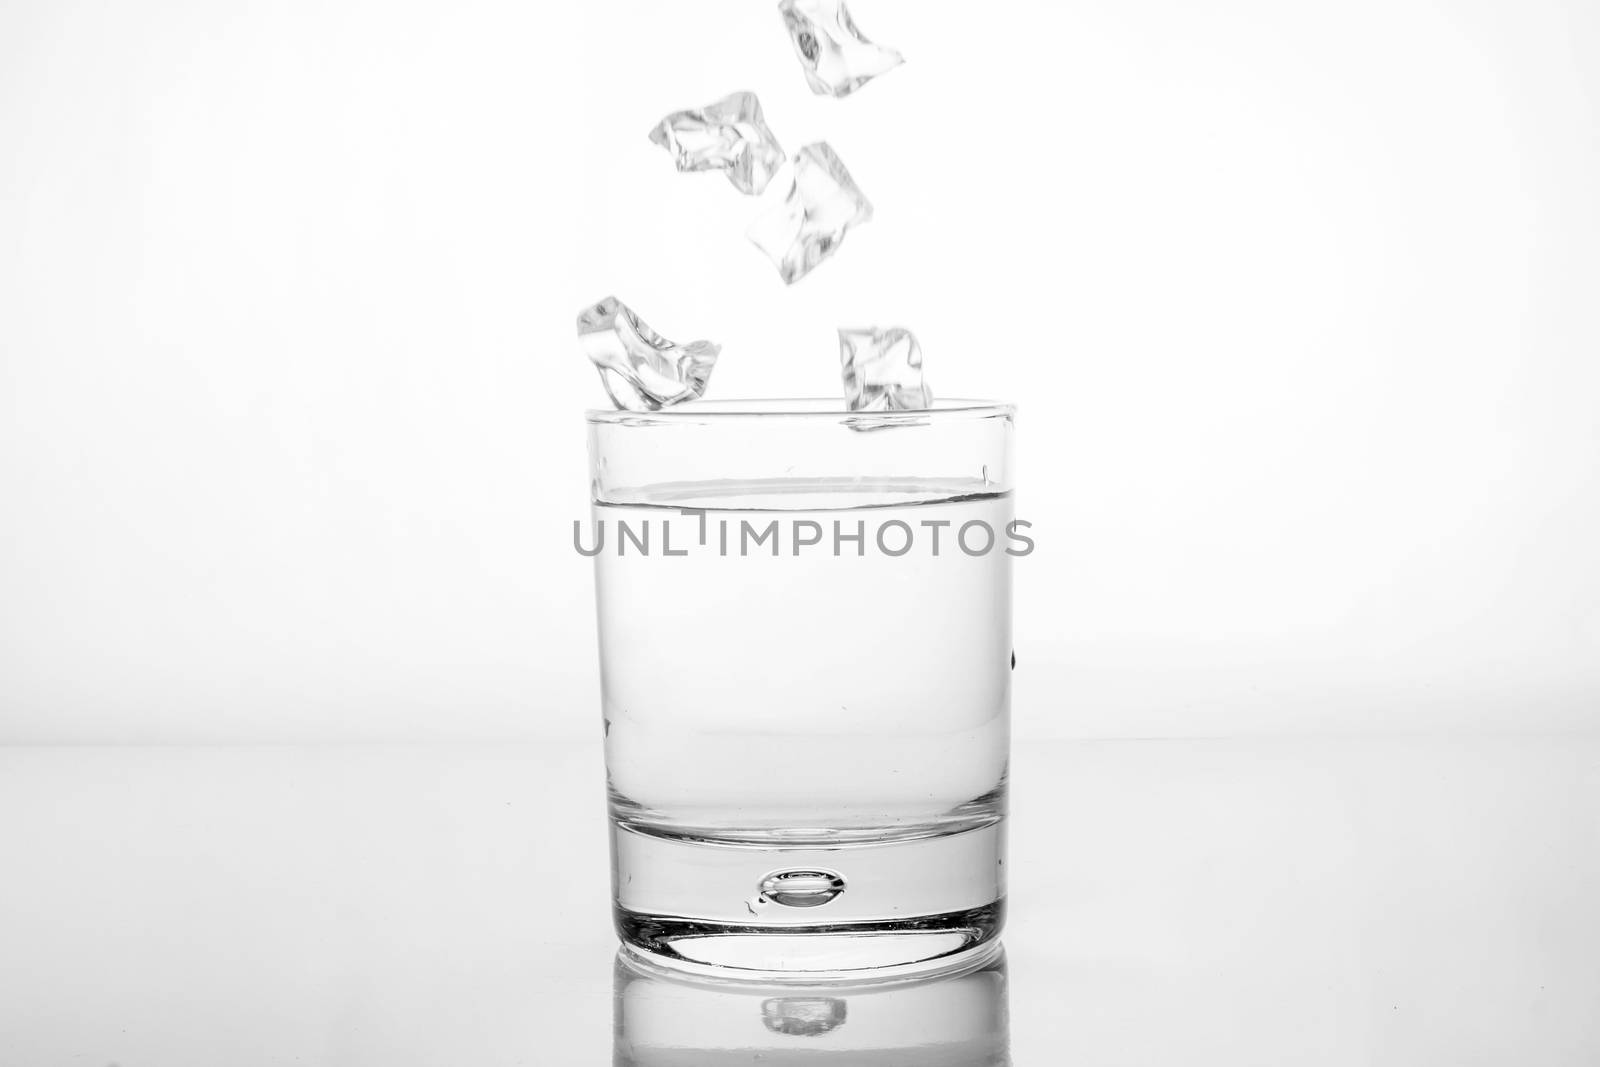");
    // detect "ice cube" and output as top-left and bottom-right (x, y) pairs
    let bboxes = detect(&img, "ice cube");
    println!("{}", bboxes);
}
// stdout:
(577, 296), (719, 412)
(839, 326), (931, 411)
(746, 142), (872, 285)
(647, 91), (785, 196)
(778, 0), (903, 98)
